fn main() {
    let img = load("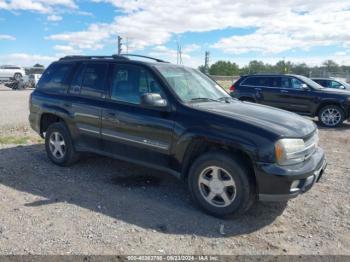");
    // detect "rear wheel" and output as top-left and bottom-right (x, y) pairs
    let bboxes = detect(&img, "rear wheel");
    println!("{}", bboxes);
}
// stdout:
(188, 152), (255, 217)
(45, 122), (80, 166)
(318, 105), (344, 128)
